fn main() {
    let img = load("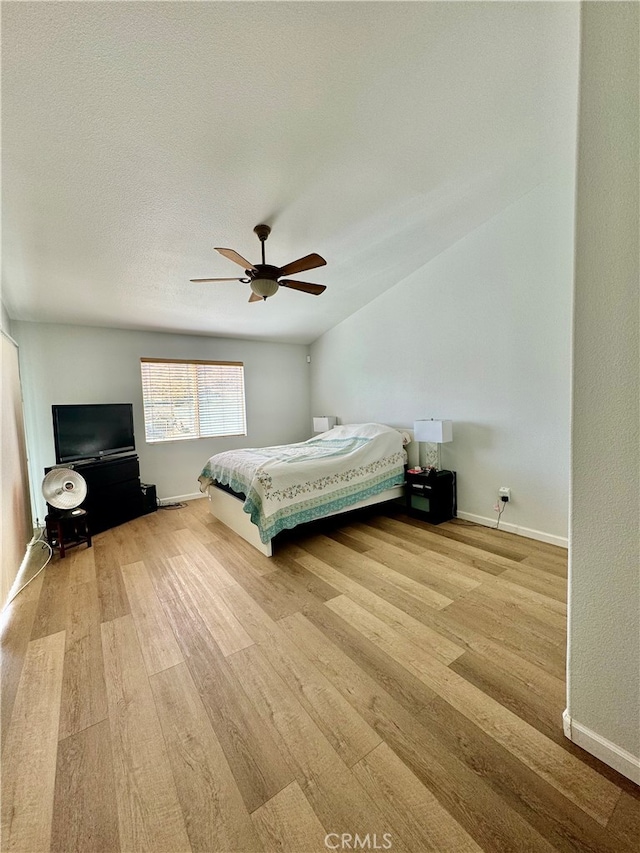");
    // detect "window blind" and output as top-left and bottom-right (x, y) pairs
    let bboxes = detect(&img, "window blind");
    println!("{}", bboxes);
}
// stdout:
(140, 359), (246, 443)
